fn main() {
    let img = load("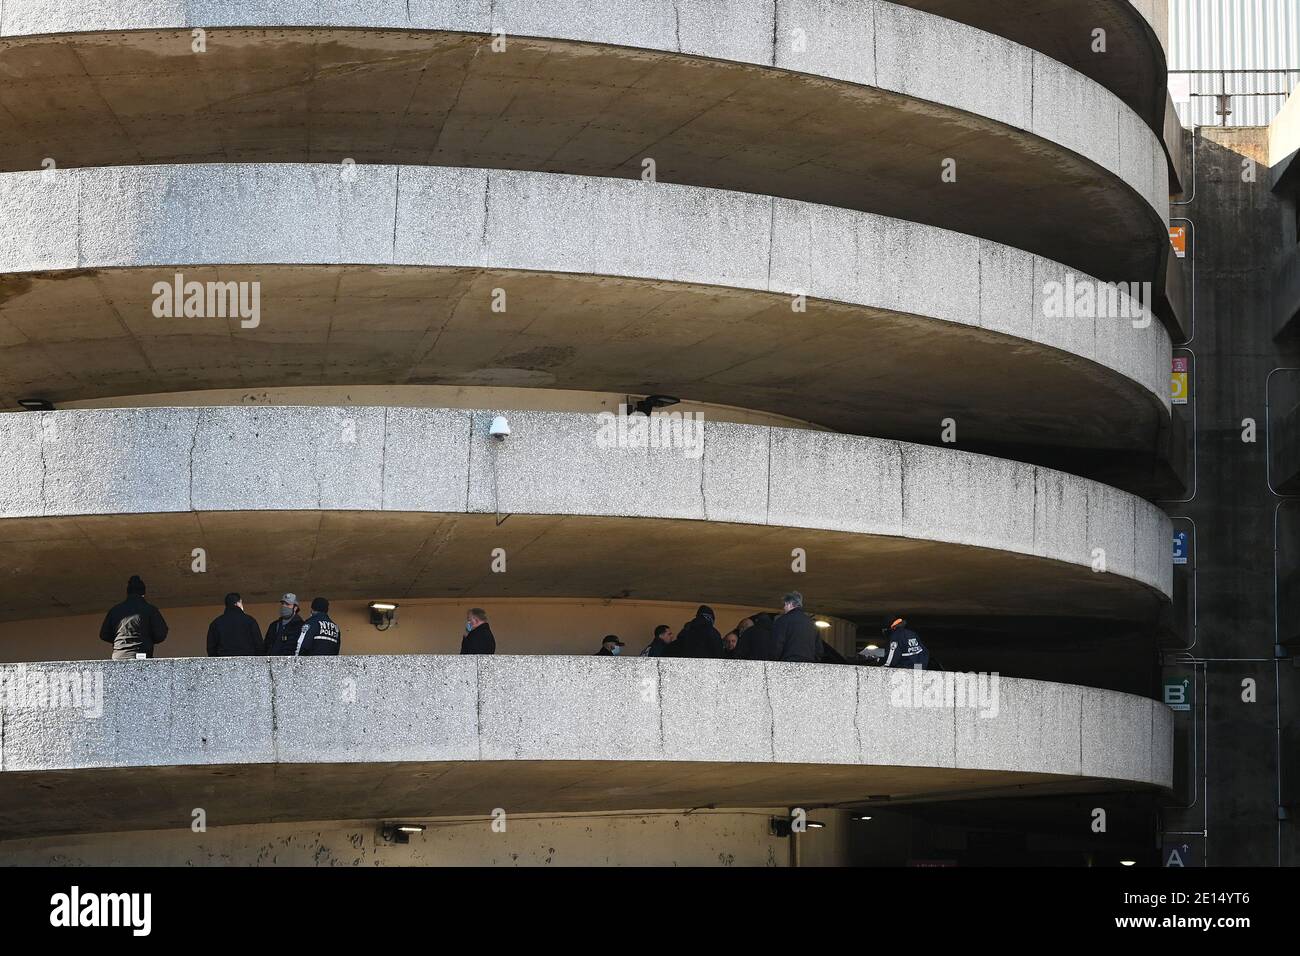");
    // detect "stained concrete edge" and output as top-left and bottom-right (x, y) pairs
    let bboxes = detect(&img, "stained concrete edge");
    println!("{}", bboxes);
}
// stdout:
(0, 164), (1173, 410)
